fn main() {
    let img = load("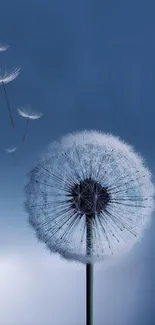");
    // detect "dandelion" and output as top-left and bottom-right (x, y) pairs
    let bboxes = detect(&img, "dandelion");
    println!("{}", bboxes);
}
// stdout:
(0, 68), (20, 128)
(17, 106), (43, 142)
(25, 130), (154, 325)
